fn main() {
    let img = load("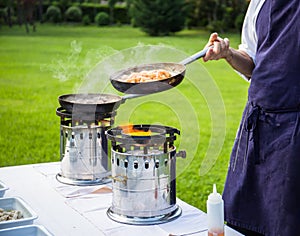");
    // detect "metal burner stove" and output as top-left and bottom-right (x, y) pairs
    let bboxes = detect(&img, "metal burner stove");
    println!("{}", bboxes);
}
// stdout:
(56, 107), (116, 186)
(106, 124), (186, 225)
